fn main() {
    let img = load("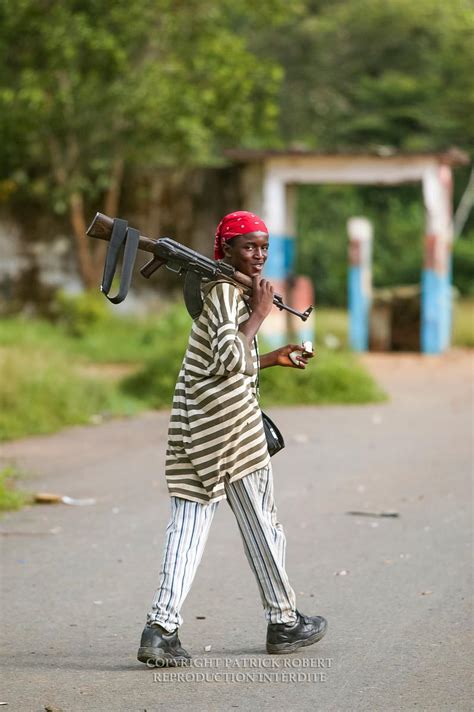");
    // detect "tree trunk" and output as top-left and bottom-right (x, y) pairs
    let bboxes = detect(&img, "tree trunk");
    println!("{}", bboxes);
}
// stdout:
(146, 171), (164, 238)
(69, 158), (124, 289)
(69, 191), (105, 289)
